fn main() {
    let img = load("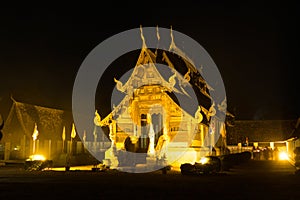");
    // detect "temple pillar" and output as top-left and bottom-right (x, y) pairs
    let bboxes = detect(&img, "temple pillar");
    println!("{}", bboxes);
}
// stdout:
(200, 125), (204, 147)
(147, 122), (155, 156)
(187, 120), (191, 140)
(103, 120), (119, 169)
(4, 142), (11, 161)
(44, 140), (51, 160)
(20, 135), (26, 159)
